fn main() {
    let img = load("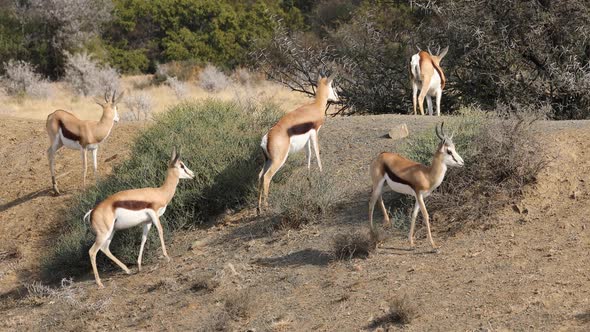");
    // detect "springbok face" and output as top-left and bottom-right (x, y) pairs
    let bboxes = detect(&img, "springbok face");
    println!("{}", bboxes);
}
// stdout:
(169, 147), (195, 179)
(441, 139), (464, 167)
(435, 122), (464, 167)
(177, 161), (195, 179)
